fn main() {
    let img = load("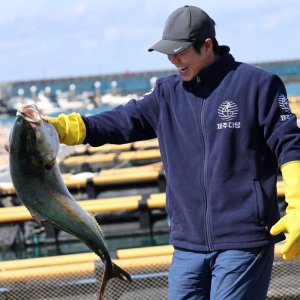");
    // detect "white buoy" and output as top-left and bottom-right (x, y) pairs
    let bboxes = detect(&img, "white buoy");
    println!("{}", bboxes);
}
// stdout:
(45, 86), (51, 96)
(69, 84), (76, 102)
(30, 85), (37, 100)
(111, 80), (118, 96)
(94, 81), (102, 106)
